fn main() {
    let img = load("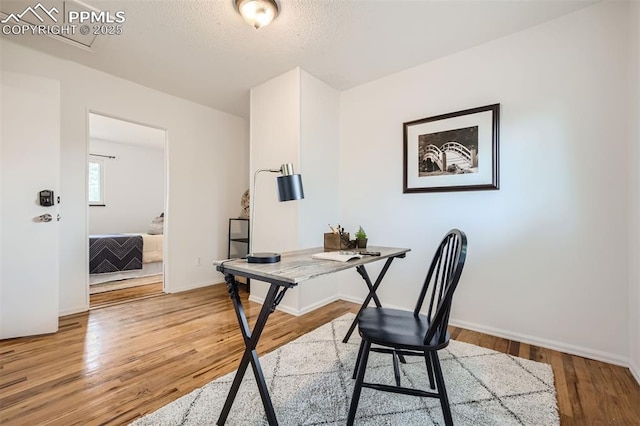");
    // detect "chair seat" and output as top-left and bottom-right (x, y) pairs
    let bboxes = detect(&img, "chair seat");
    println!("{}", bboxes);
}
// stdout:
(358, 308), (450, 351)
